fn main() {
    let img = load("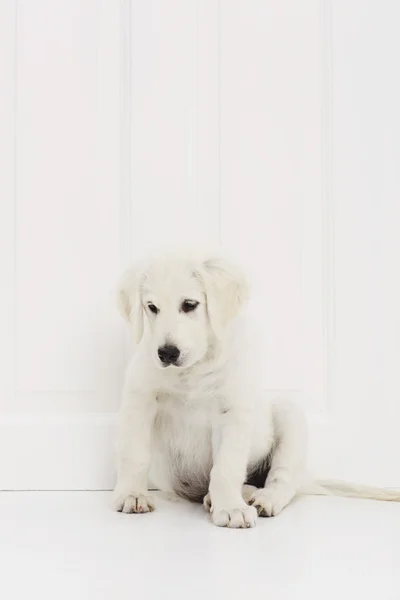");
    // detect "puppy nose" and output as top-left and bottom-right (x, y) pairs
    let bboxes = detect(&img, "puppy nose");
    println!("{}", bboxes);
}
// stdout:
(158, 345), (180, 365)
